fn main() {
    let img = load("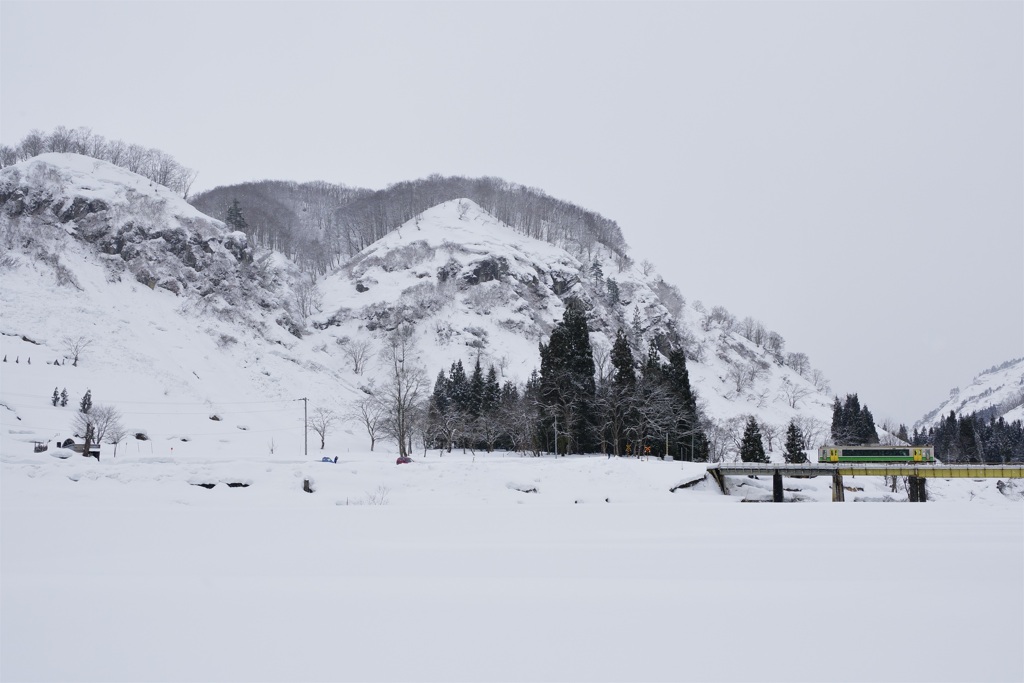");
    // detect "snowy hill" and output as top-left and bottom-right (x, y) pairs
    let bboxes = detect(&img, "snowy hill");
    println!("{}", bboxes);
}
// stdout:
(917, 357), (1024, 429)
(314, 198), (838, 451)
(0, 155), (837, 463)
